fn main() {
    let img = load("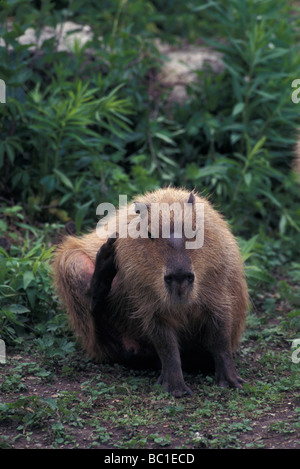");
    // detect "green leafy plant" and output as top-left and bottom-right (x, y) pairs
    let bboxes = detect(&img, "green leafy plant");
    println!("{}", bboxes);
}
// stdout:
(178, 0), (300, 233)
(0, 242), (61, 344)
